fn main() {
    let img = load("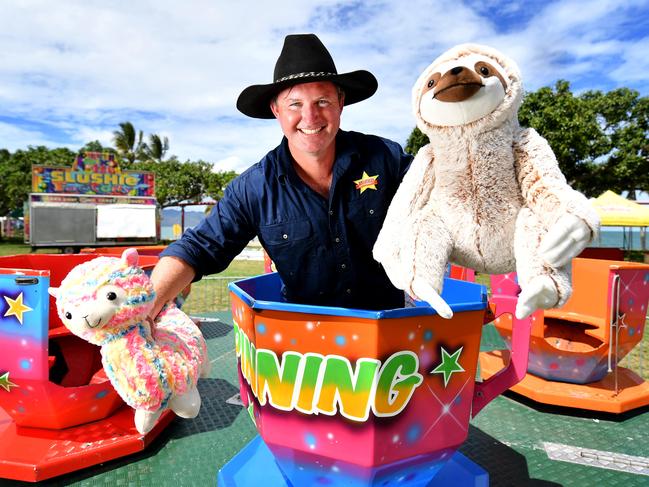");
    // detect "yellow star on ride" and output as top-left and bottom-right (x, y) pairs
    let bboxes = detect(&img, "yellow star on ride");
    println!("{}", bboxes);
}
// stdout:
(354, 171), (379, 194)
(3, 293), (33, 325)
(0, 372), (18, 392)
